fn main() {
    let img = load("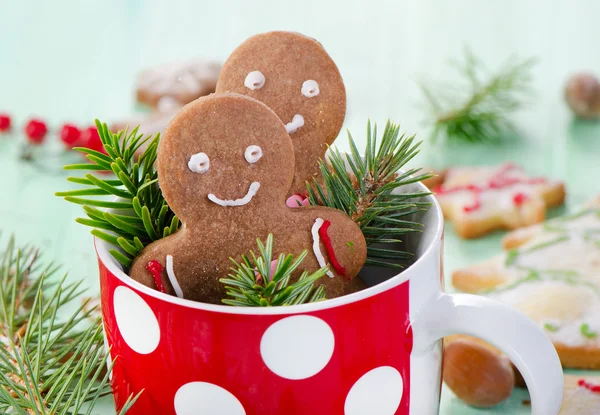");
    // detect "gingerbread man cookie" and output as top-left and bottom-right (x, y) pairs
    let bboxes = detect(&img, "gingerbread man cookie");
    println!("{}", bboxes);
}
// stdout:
(215, 31), (346, 195)
(129, 93), (366, 304)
